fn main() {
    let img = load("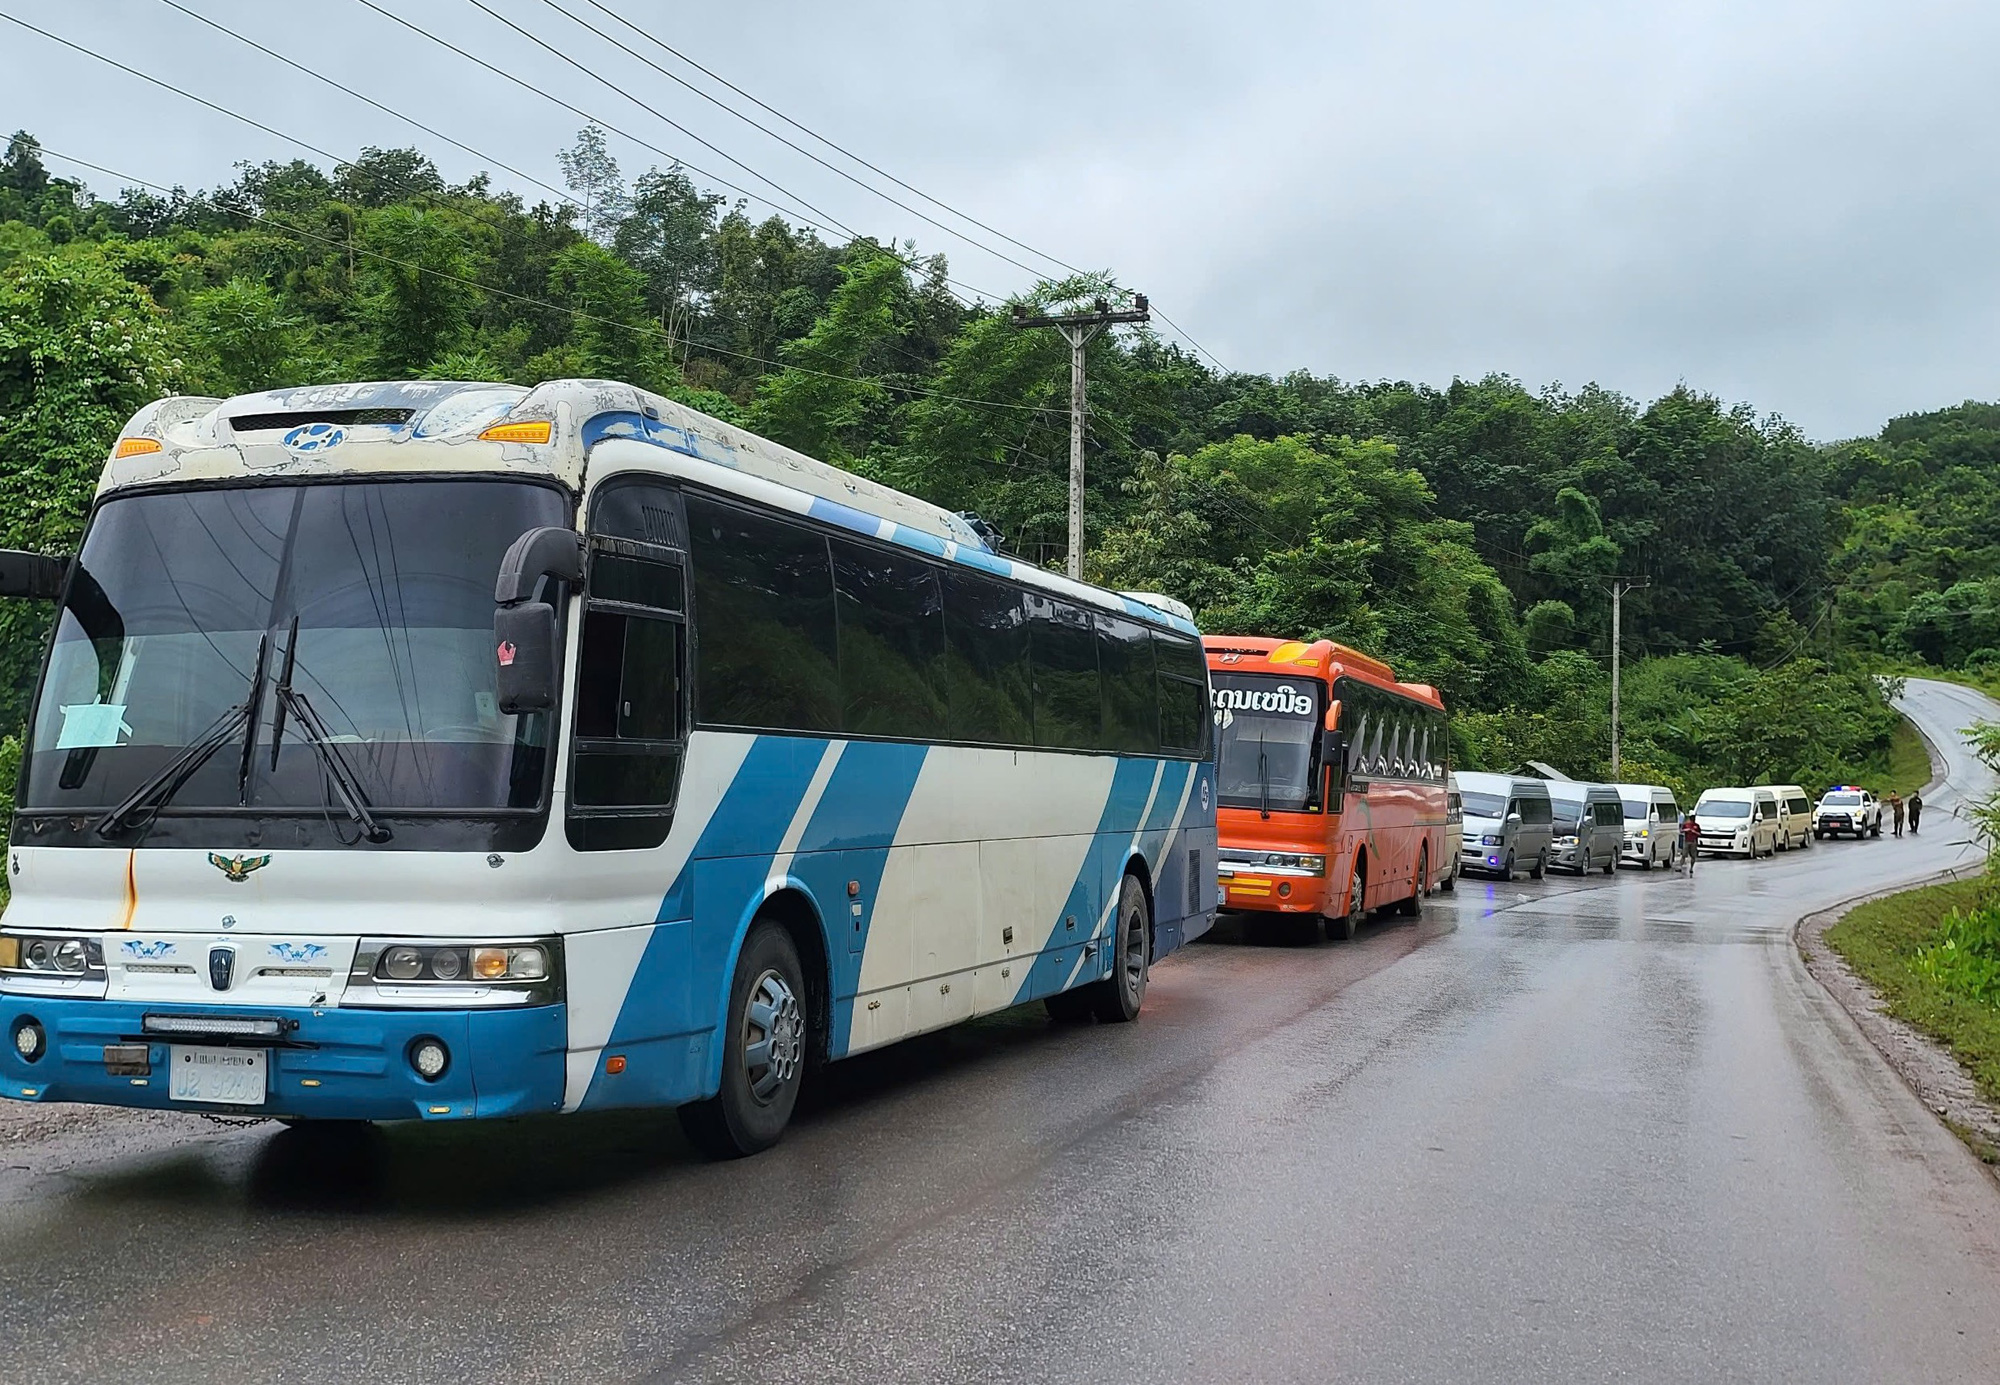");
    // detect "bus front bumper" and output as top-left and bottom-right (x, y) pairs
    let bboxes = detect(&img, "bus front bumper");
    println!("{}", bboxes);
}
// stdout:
(1217, 870), (1329, 913)
(0, 996), (567, 1122)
